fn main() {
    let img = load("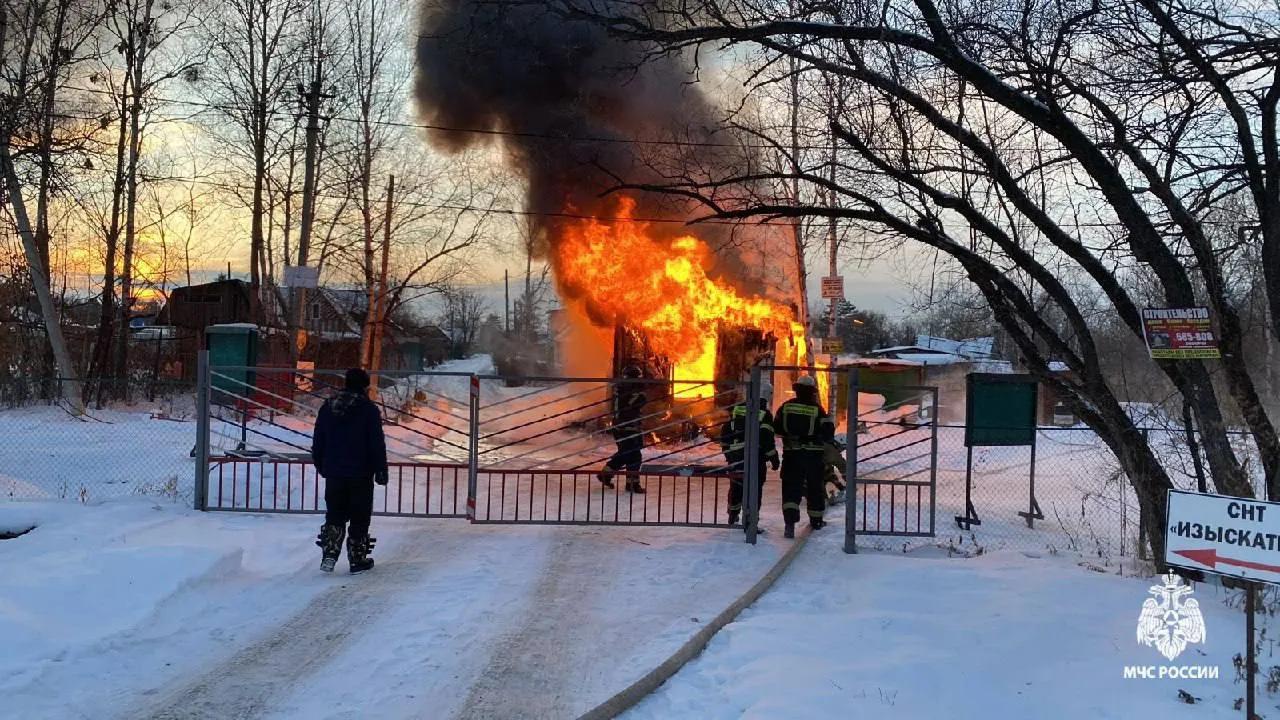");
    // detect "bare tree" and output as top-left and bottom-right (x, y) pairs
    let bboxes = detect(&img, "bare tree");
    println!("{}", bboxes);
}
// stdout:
(0, 0), (107, 409)
(551, 0), (1280, 560)
(200, 0), (308, 315)
(81, 0), (199, 384)
(512, 214), (551, 341)
(440, 283), (487, 359)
